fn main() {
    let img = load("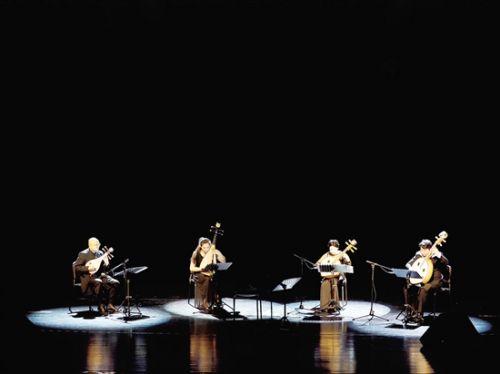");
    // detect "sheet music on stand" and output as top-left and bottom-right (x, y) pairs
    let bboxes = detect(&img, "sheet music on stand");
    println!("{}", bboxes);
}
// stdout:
(114, 266), (148, 277)
(392, 267), (422, 323)
(215, 262), (232, 271)
(391, 268), (421, 279)
(270, 276), (302, 323)
(333, 264), (354, 274)
(272, 276), (302, 292)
